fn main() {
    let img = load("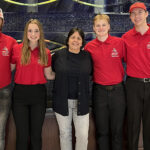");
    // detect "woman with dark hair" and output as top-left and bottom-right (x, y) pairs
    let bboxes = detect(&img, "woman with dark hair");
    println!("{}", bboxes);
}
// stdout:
(11, 19), (55, 150)
(52, 27), (92, 150)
